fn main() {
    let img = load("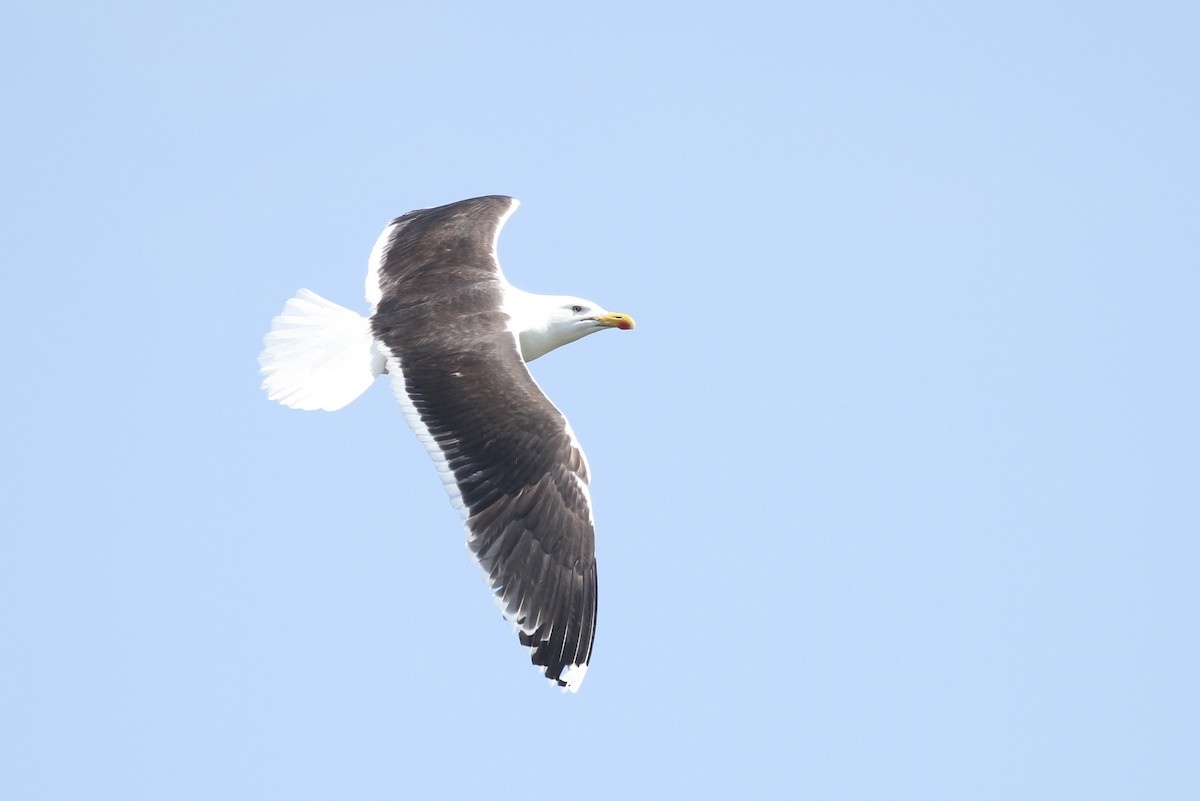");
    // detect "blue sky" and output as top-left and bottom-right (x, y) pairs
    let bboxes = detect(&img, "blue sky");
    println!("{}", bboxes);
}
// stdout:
(3, 1), (1197, 798)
